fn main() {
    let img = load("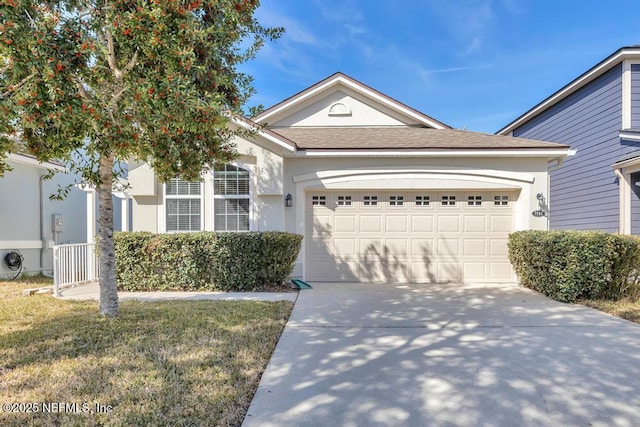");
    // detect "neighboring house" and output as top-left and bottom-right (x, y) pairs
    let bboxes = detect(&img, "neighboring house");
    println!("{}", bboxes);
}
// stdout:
(498, 45), (640, 235)
(0, 152), (86, 278)
(125, 72), (571, 283)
